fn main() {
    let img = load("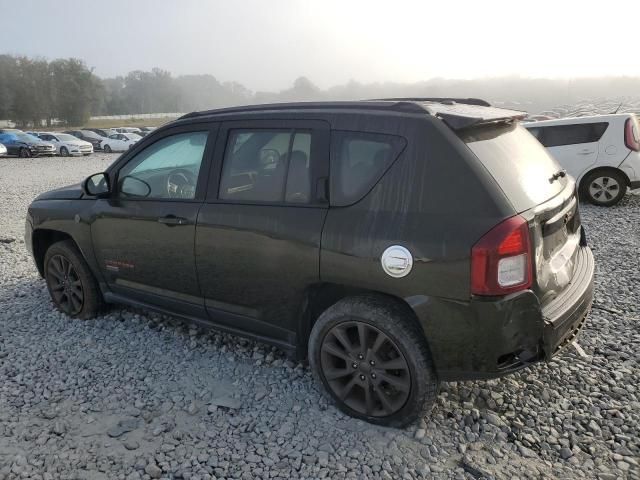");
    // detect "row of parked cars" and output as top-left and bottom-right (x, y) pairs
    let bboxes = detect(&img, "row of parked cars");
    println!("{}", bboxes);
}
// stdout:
(0, 126), (156, 157)
(2, 111), (638, 206)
